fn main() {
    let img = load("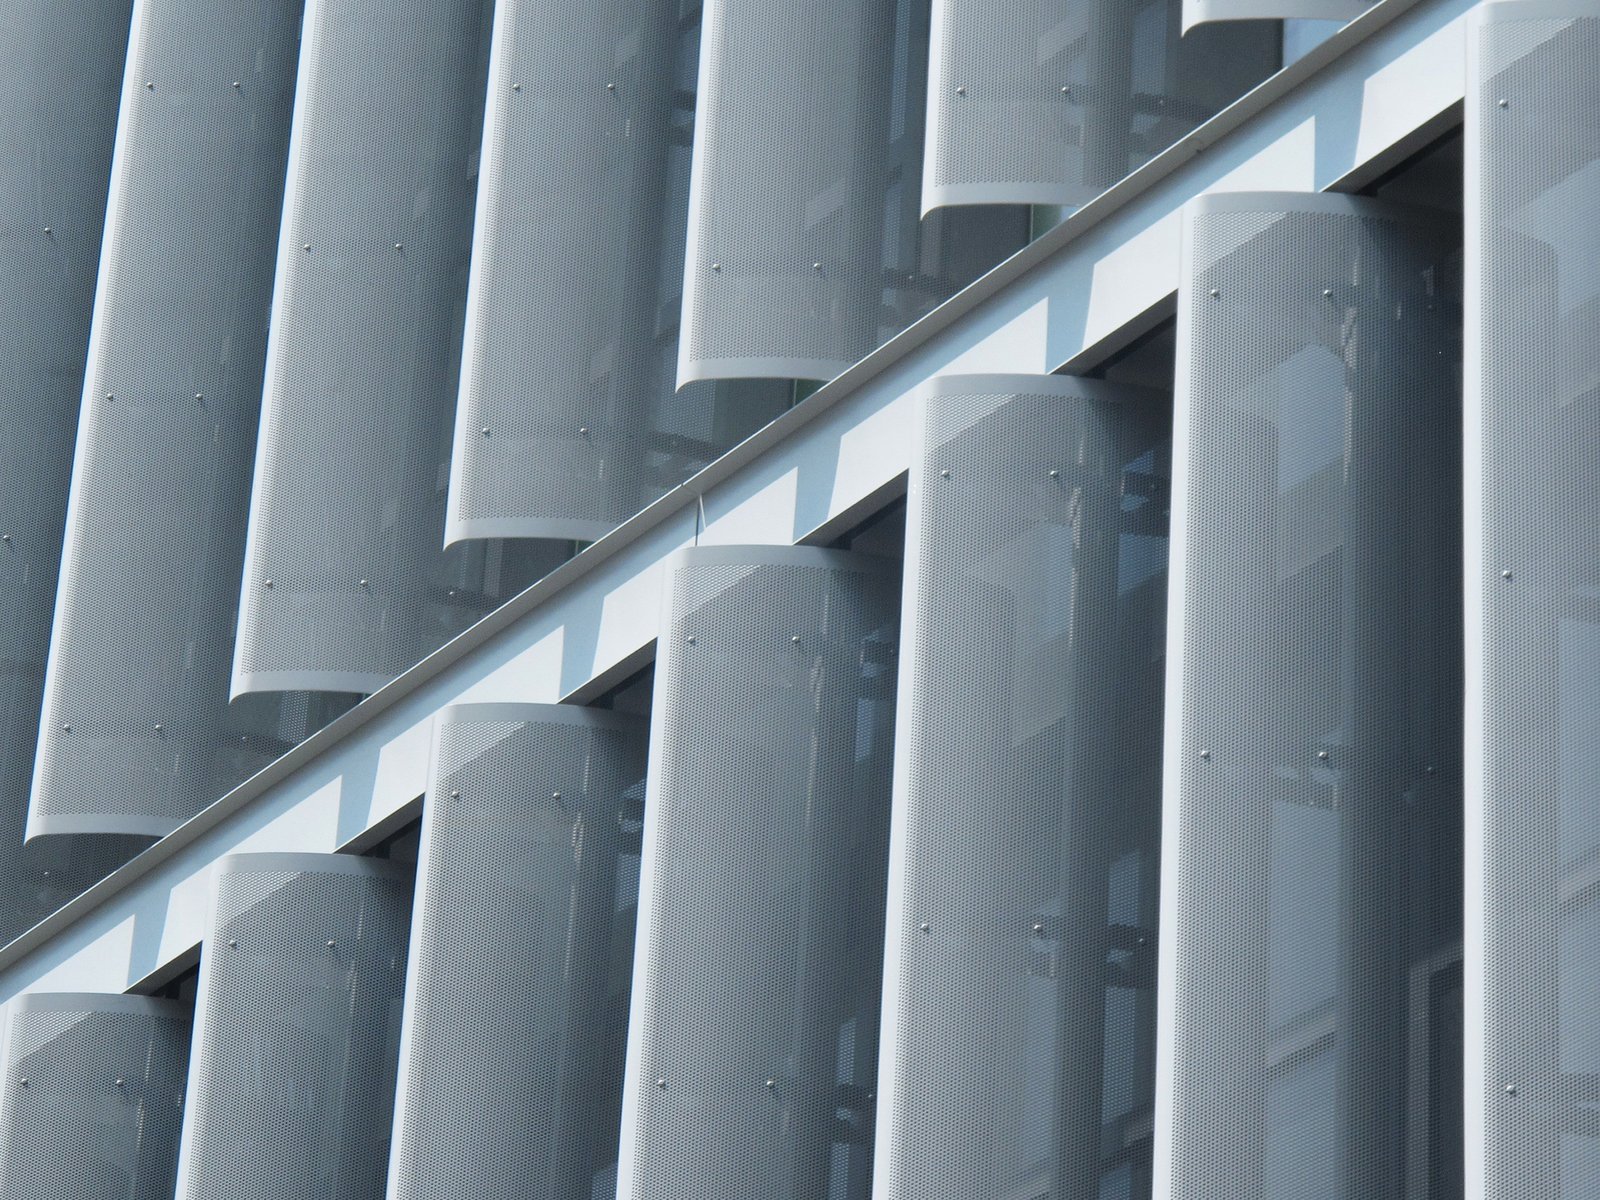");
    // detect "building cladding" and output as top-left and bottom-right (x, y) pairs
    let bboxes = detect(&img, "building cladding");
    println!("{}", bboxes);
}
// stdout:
(0, 0), (1590, 1197)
